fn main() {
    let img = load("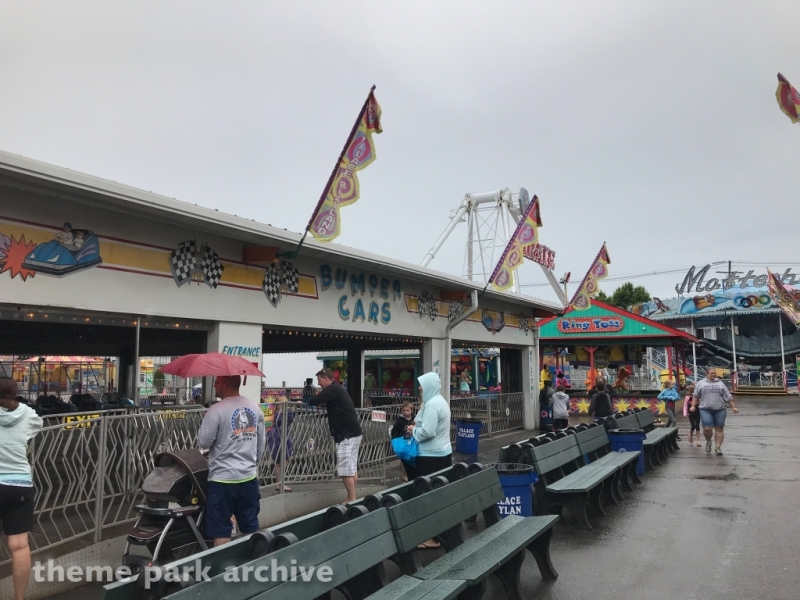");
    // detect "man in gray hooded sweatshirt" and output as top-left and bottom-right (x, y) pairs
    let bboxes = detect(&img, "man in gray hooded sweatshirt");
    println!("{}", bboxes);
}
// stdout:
(0, 377), (43, 600)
